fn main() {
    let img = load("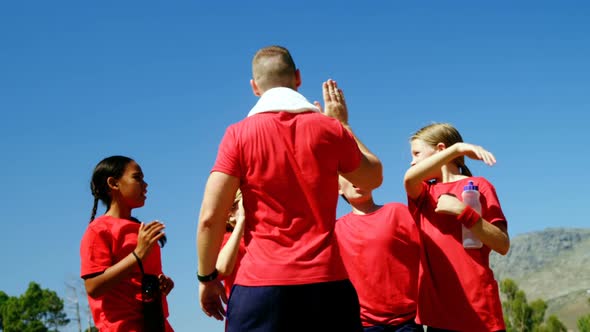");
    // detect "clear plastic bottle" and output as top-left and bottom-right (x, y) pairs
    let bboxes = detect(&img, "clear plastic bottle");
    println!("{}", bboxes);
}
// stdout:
(462, 181), (483, 249)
